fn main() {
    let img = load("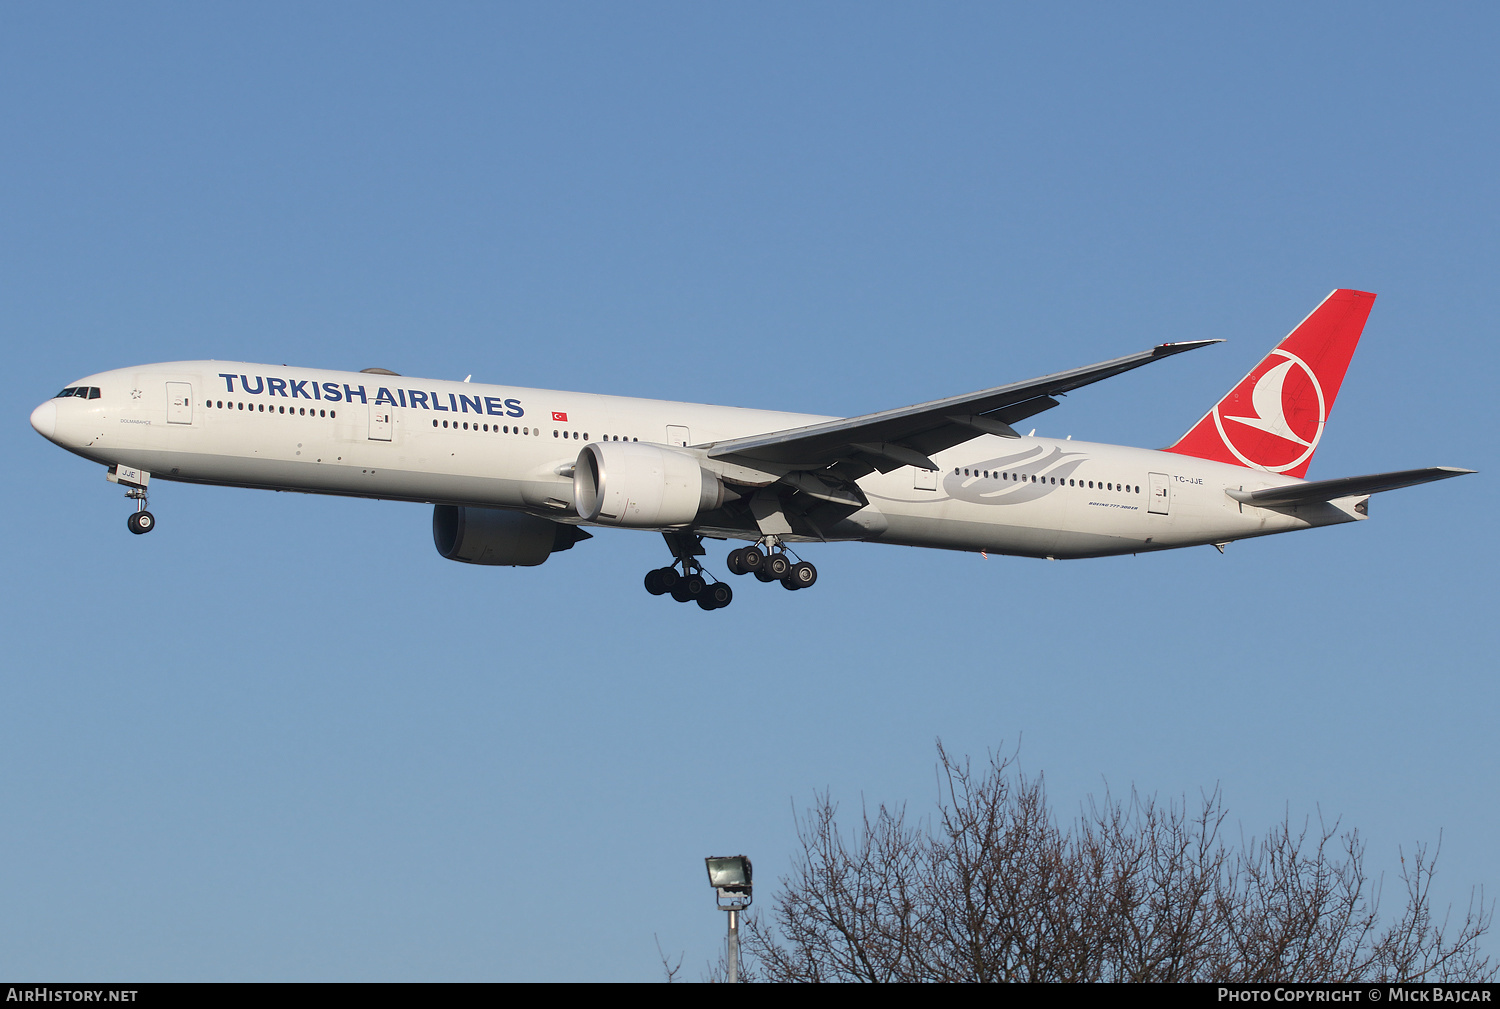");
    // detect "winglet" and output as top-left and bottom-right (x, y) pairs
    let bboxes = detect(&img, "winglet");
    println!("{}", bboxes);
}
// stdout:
(1153, 338), (1224, 358)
